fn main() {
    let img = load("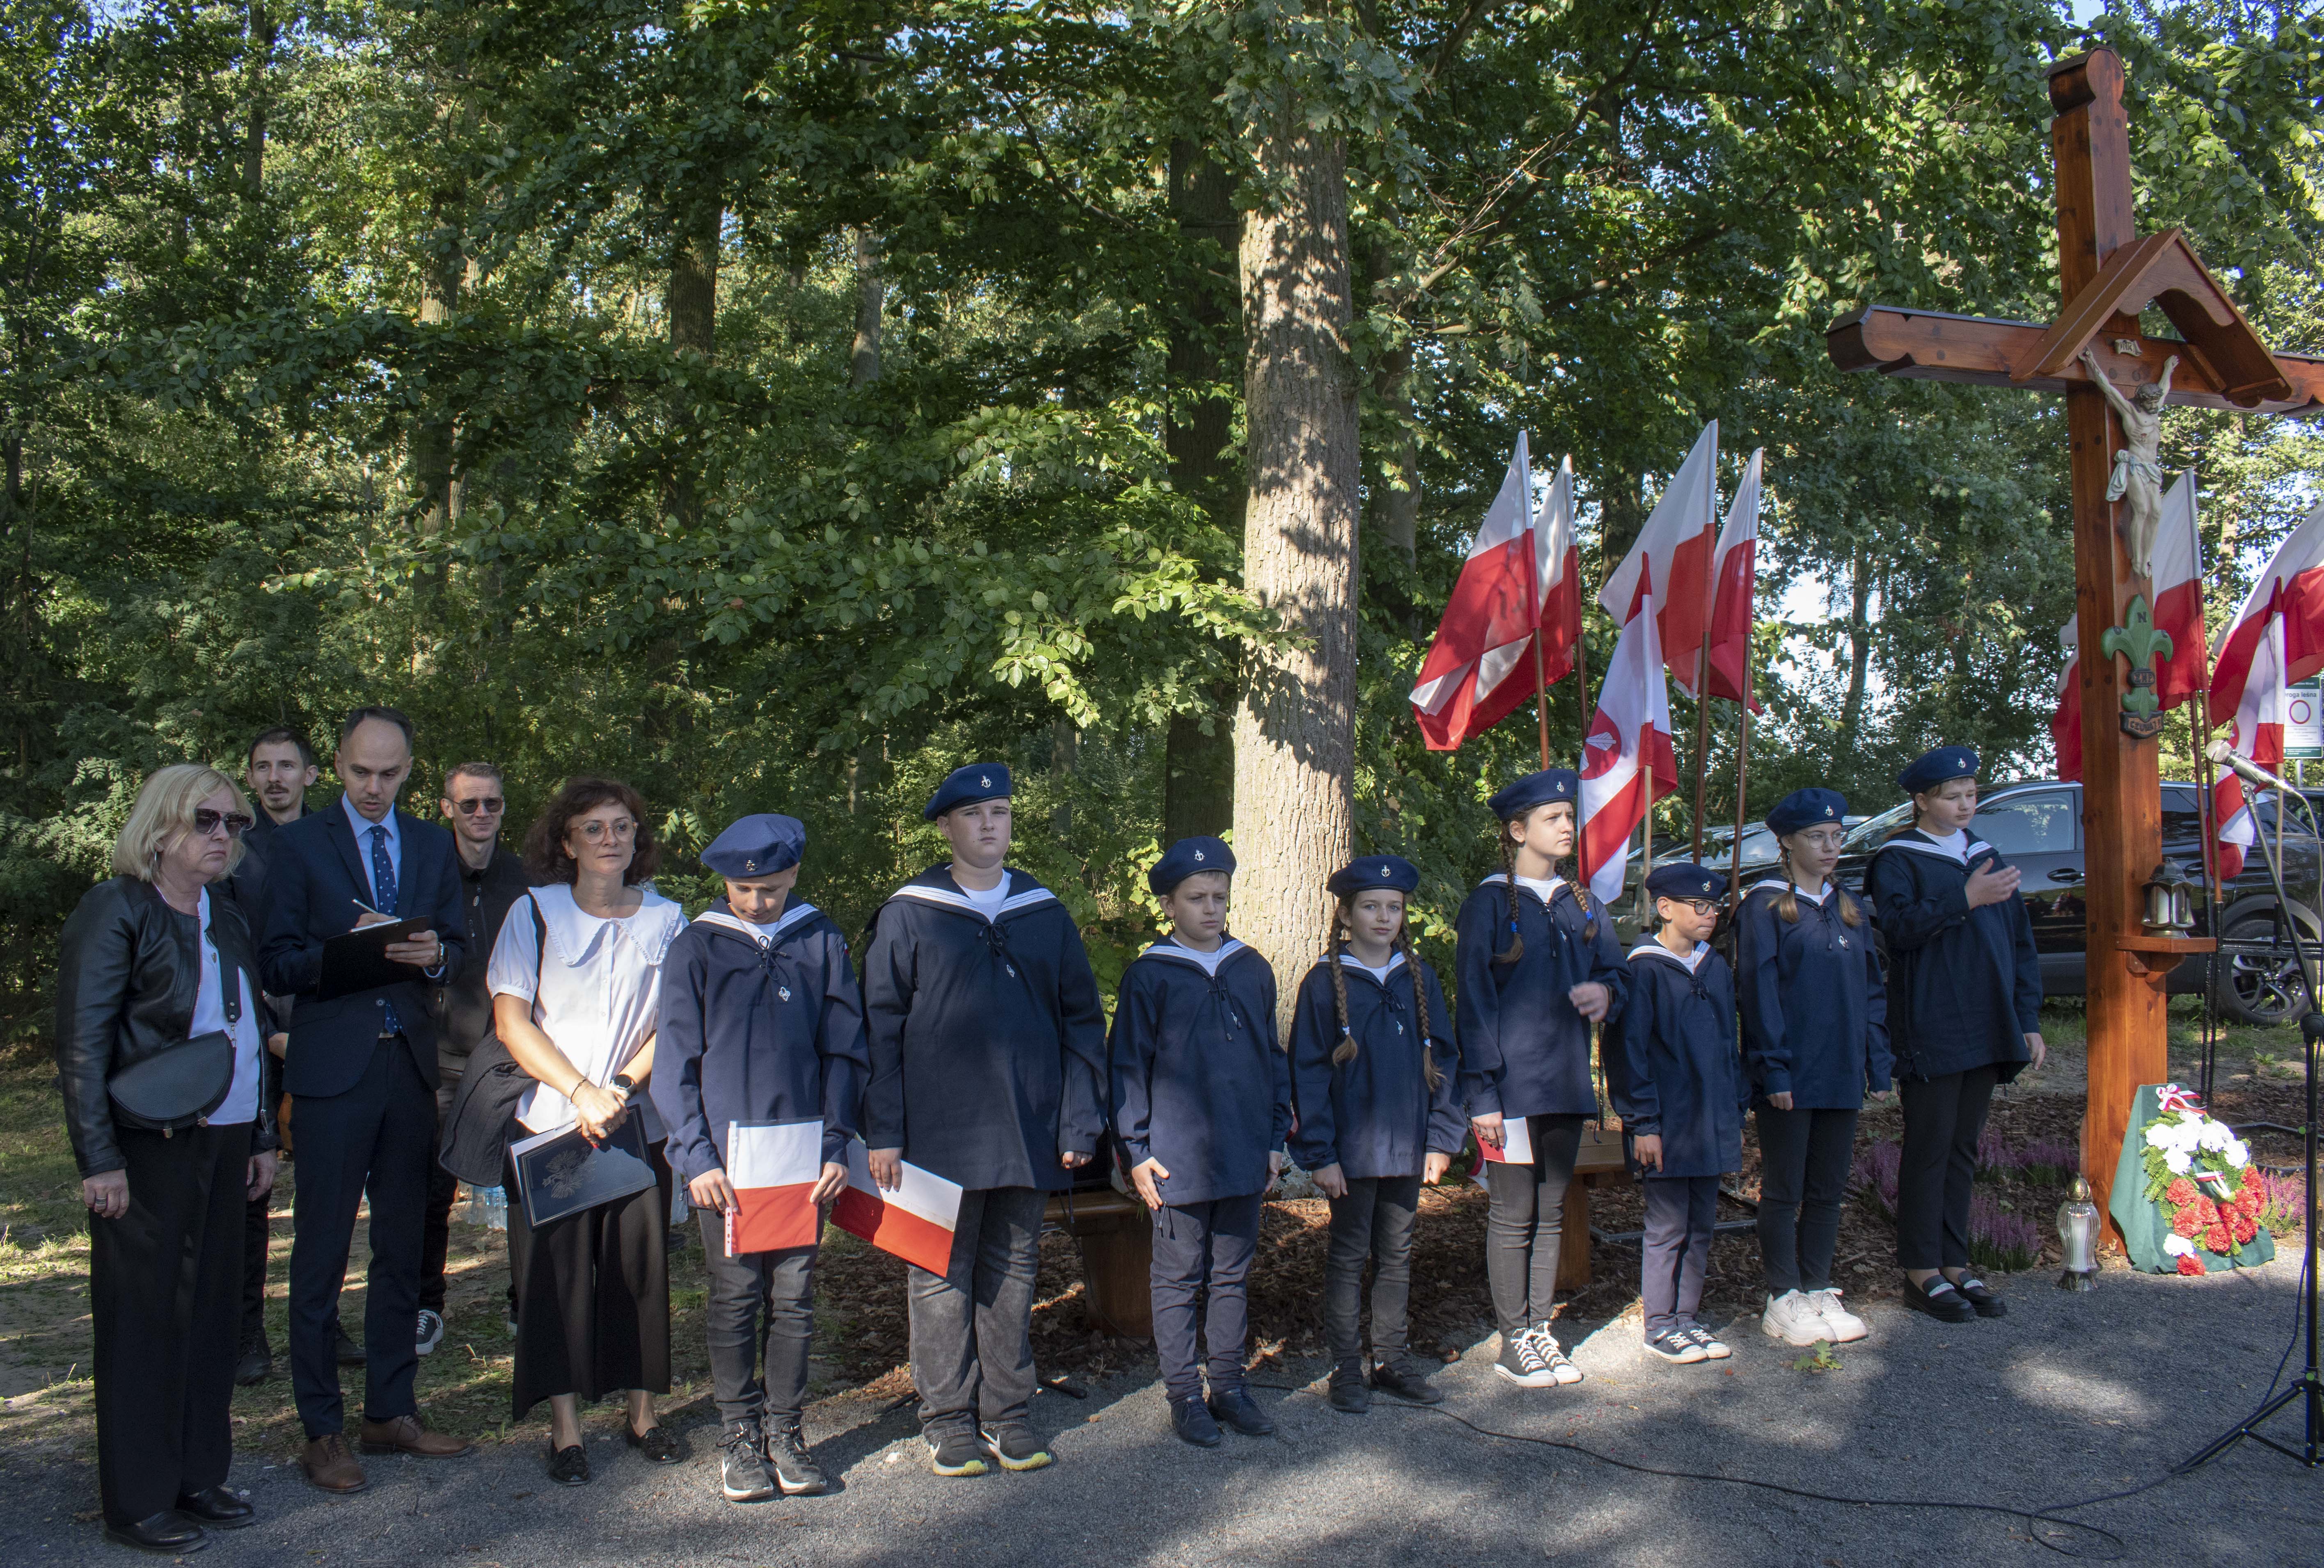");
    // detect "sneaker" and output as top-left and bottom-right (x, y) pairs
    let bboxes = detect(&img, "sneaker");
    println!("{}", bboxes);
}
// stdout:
(719, 1424), (774, 1503)
(1368, 1361), (1443, 1405)
(232, 1333), (272, 1387)
(977, 1423), (1053, 1472)
(1525, 1326), (1584, 1386)
(763, 1424), (827, 1495)
(1170, 1396), (1222, 1447)
(415, 1309), (444, 1356)
(1207, 1386), (1277, 1435)
(1901, 1274), (1977, 1323)
(1805, 1288), (1868, 1342)
(1493, 1331), (1557, 1389)
(1644, 1328), (1708, 1364)
(928, 1431), (989, 1477)
(1326, 1363), (1371, 1413)
(1683, 1322), (1731, 1360)
(1761, 1290), (1829, 1346)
